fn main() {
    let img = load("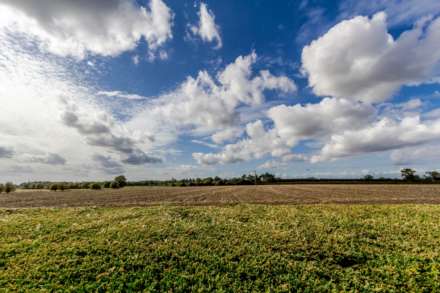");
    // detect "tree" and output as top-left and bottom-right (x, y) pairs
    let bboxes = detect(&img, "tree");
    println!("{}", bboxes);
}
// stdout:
(114, 175), (127, 188)
(103, 181), (111, 188)
(5, 182), (16, 193)
(260, 172), (276, 183)
(0, 184), (4, 193)
(50, 184), (58, 191)
(110, 181), (120, 189)
(90, 183), (102, 190)
(363, 174), (374, 181)
(401, 168), (418, 181)
(58, 184), (65, 191)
